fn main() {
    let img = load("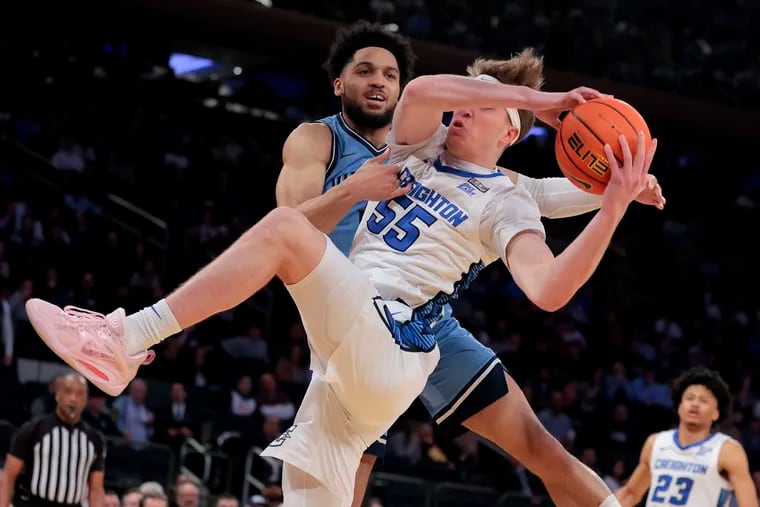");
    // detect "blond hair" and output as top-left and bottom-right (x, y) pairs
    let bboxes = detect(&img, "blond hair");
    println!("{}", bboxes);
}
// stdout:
(467, 48), (545, 144)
